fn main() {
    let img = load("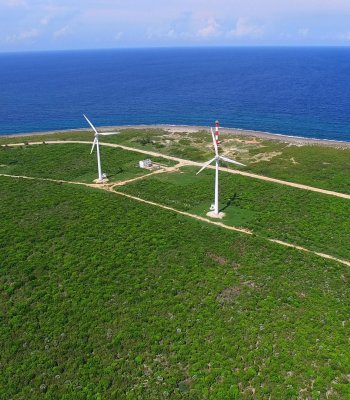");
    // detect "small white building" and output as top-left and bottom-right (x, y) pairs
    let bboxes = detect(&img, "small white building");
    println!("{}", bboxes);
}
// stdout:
(139, 159), (153, 169)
